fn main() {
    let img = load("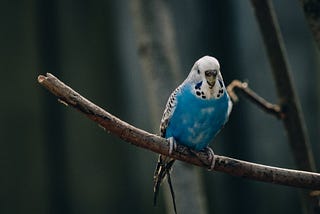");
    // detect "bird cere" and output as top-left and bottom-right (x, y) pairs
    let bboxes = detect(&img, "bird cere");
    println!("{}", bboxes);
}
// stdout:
(153, 56), (232, 214)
